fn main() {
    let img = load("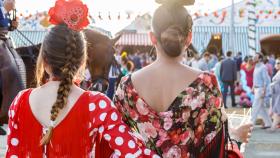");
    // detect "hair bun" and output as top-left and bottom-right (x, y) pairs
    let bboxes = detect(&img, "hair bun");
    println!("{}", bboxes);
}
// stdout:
(155, 0), (195, 6)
